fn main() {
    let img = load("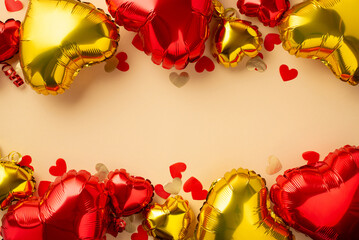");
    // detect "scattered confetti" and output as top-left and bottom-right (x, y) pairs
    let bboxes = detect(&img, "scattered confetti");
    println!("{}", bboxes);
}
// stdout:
(49, 158), (67, 177)
(163, 177), (182, 195)
(264, 33), (282, 51)
(131, 225), (148, 240)
(169, 162), (187, 179)
(246, 56), (267, 72)
(265, 155), (282, 175)
(183, 177), (208, 200)
(280, 64), (298, 81)
(302, 151), (320, 164)
(124, 215), (137, 233)
(5, 0), (23, 12)
(18, 155), (34, 171)
(104, 56), (119, 73)
(154, 184), (171, 199)
(116, 52), (130, 72)
(38, 181), (51, 198)
(94, 163), (109, 182)
(169, 72), (190, 88)
(132, 35), (144, 51)
(195, 56), (215, 73)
